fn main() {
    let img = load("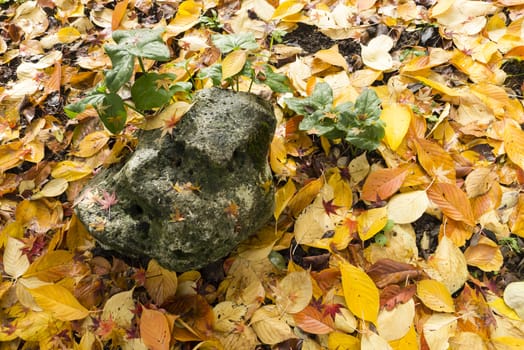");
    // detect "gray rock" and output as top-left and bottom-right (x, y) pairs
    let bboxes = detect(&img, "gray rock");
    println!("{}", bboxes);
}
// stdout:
(75, 88), (276, 271)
